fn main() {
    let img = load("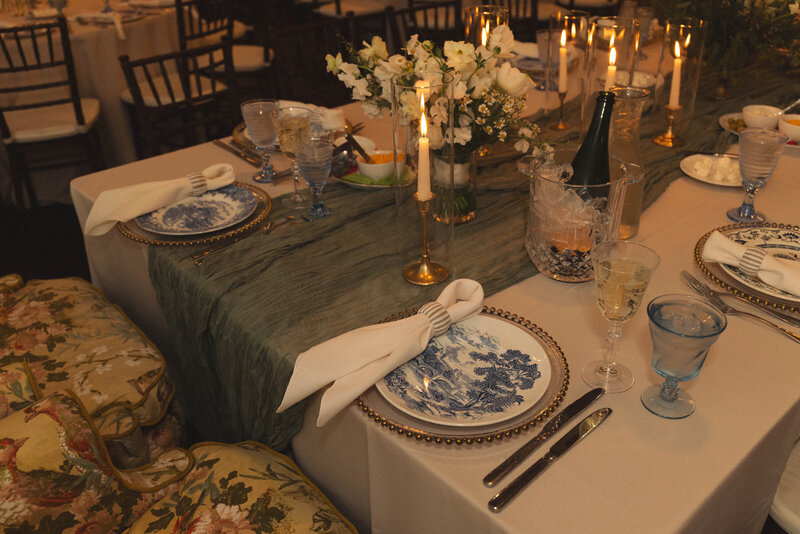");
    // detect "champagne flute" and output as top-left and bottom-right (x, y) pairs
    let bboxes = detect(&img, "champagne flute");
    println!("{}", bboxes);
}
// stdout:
(726, 128), (787, 223)
(582, 240), (660, 393)
(297, 130), (333, 220)
(240, 99), (278, 183)
(273, 106), (312, 210)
